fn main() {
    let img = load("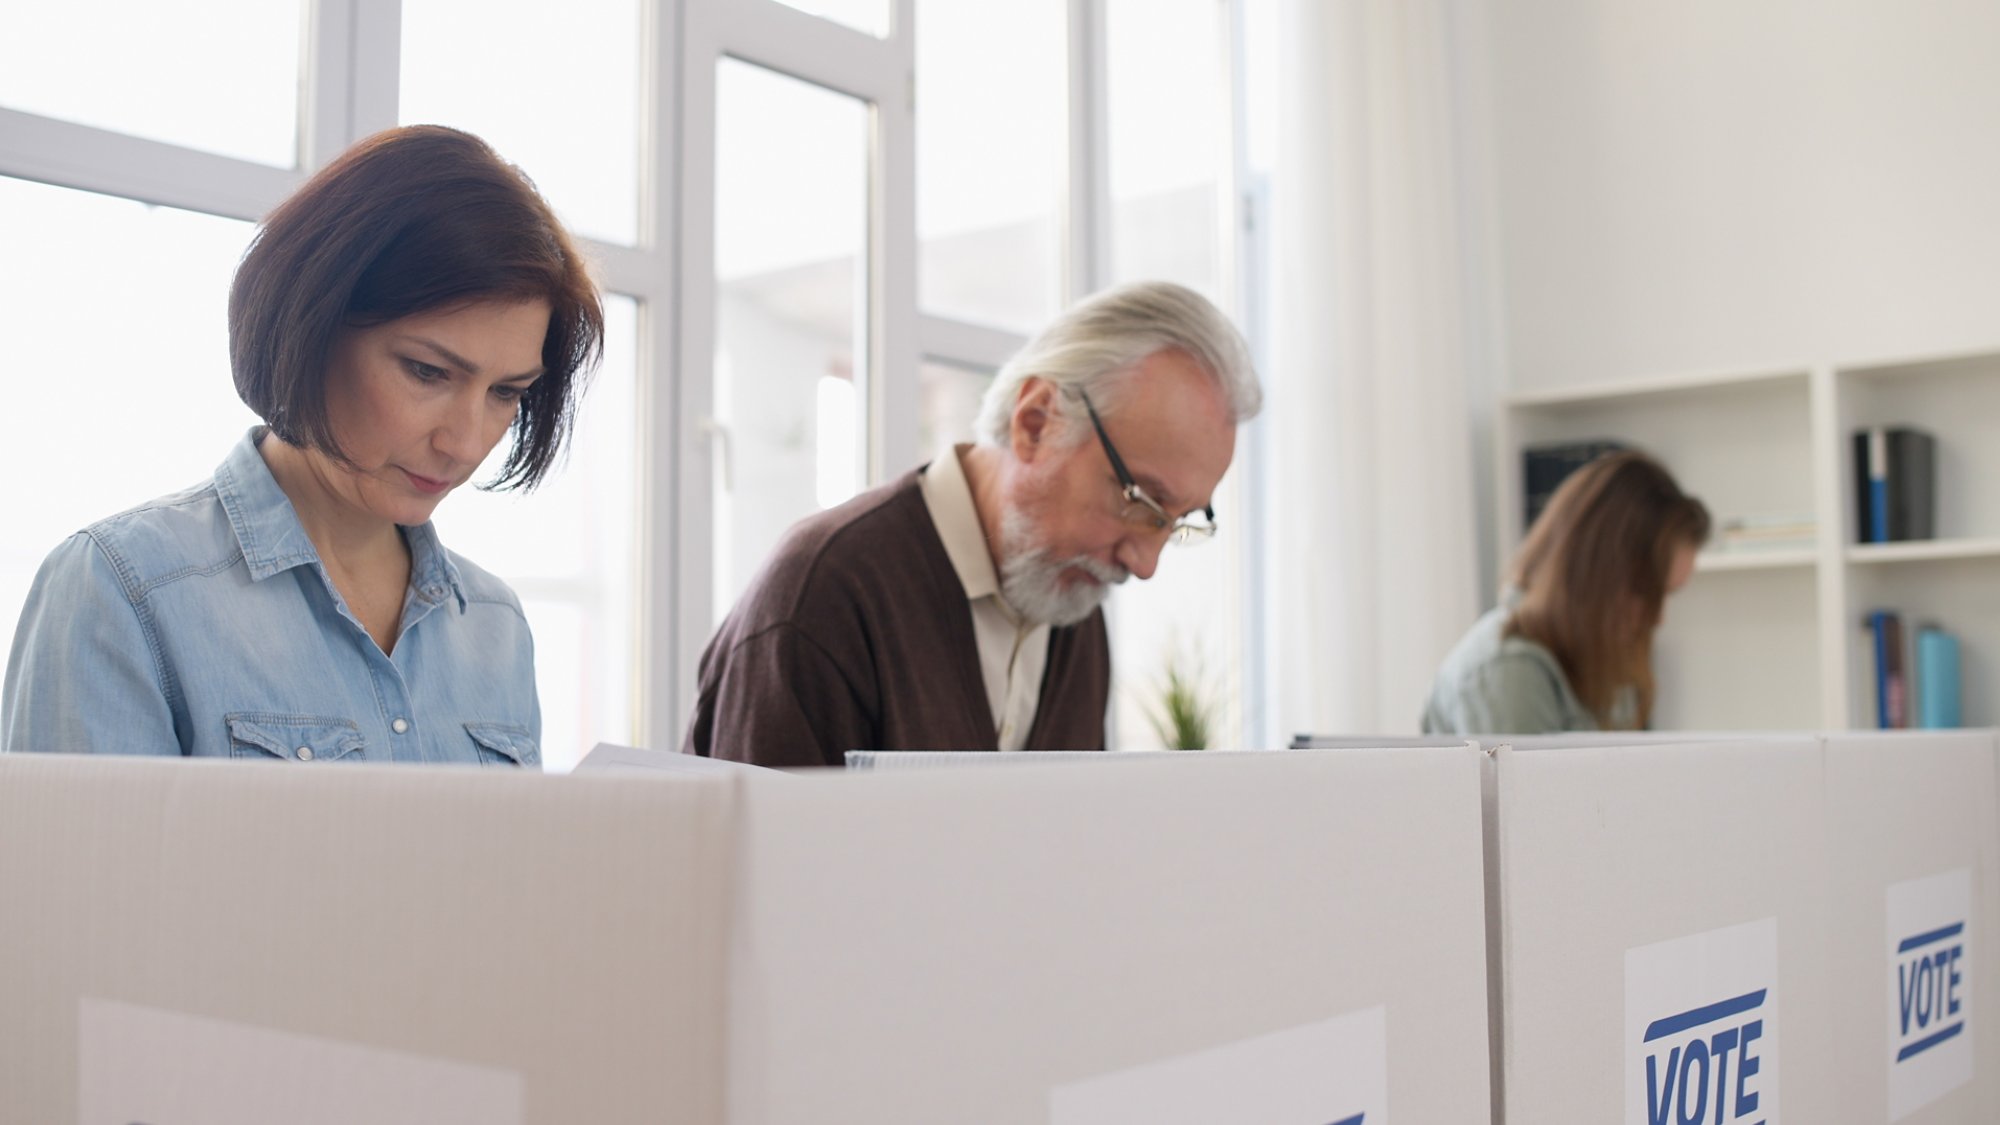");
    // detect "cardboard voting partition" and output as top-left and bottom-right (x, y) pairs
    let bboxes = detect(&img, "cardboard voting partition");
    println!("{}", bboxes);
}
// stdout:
(0, 754), (735, 1125)
(1490, 736), (1837, 1125)
(728, 748), (1494, 1123)
(3, 745), (1492, 1124)
(1821, 730), (2000, 1123)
